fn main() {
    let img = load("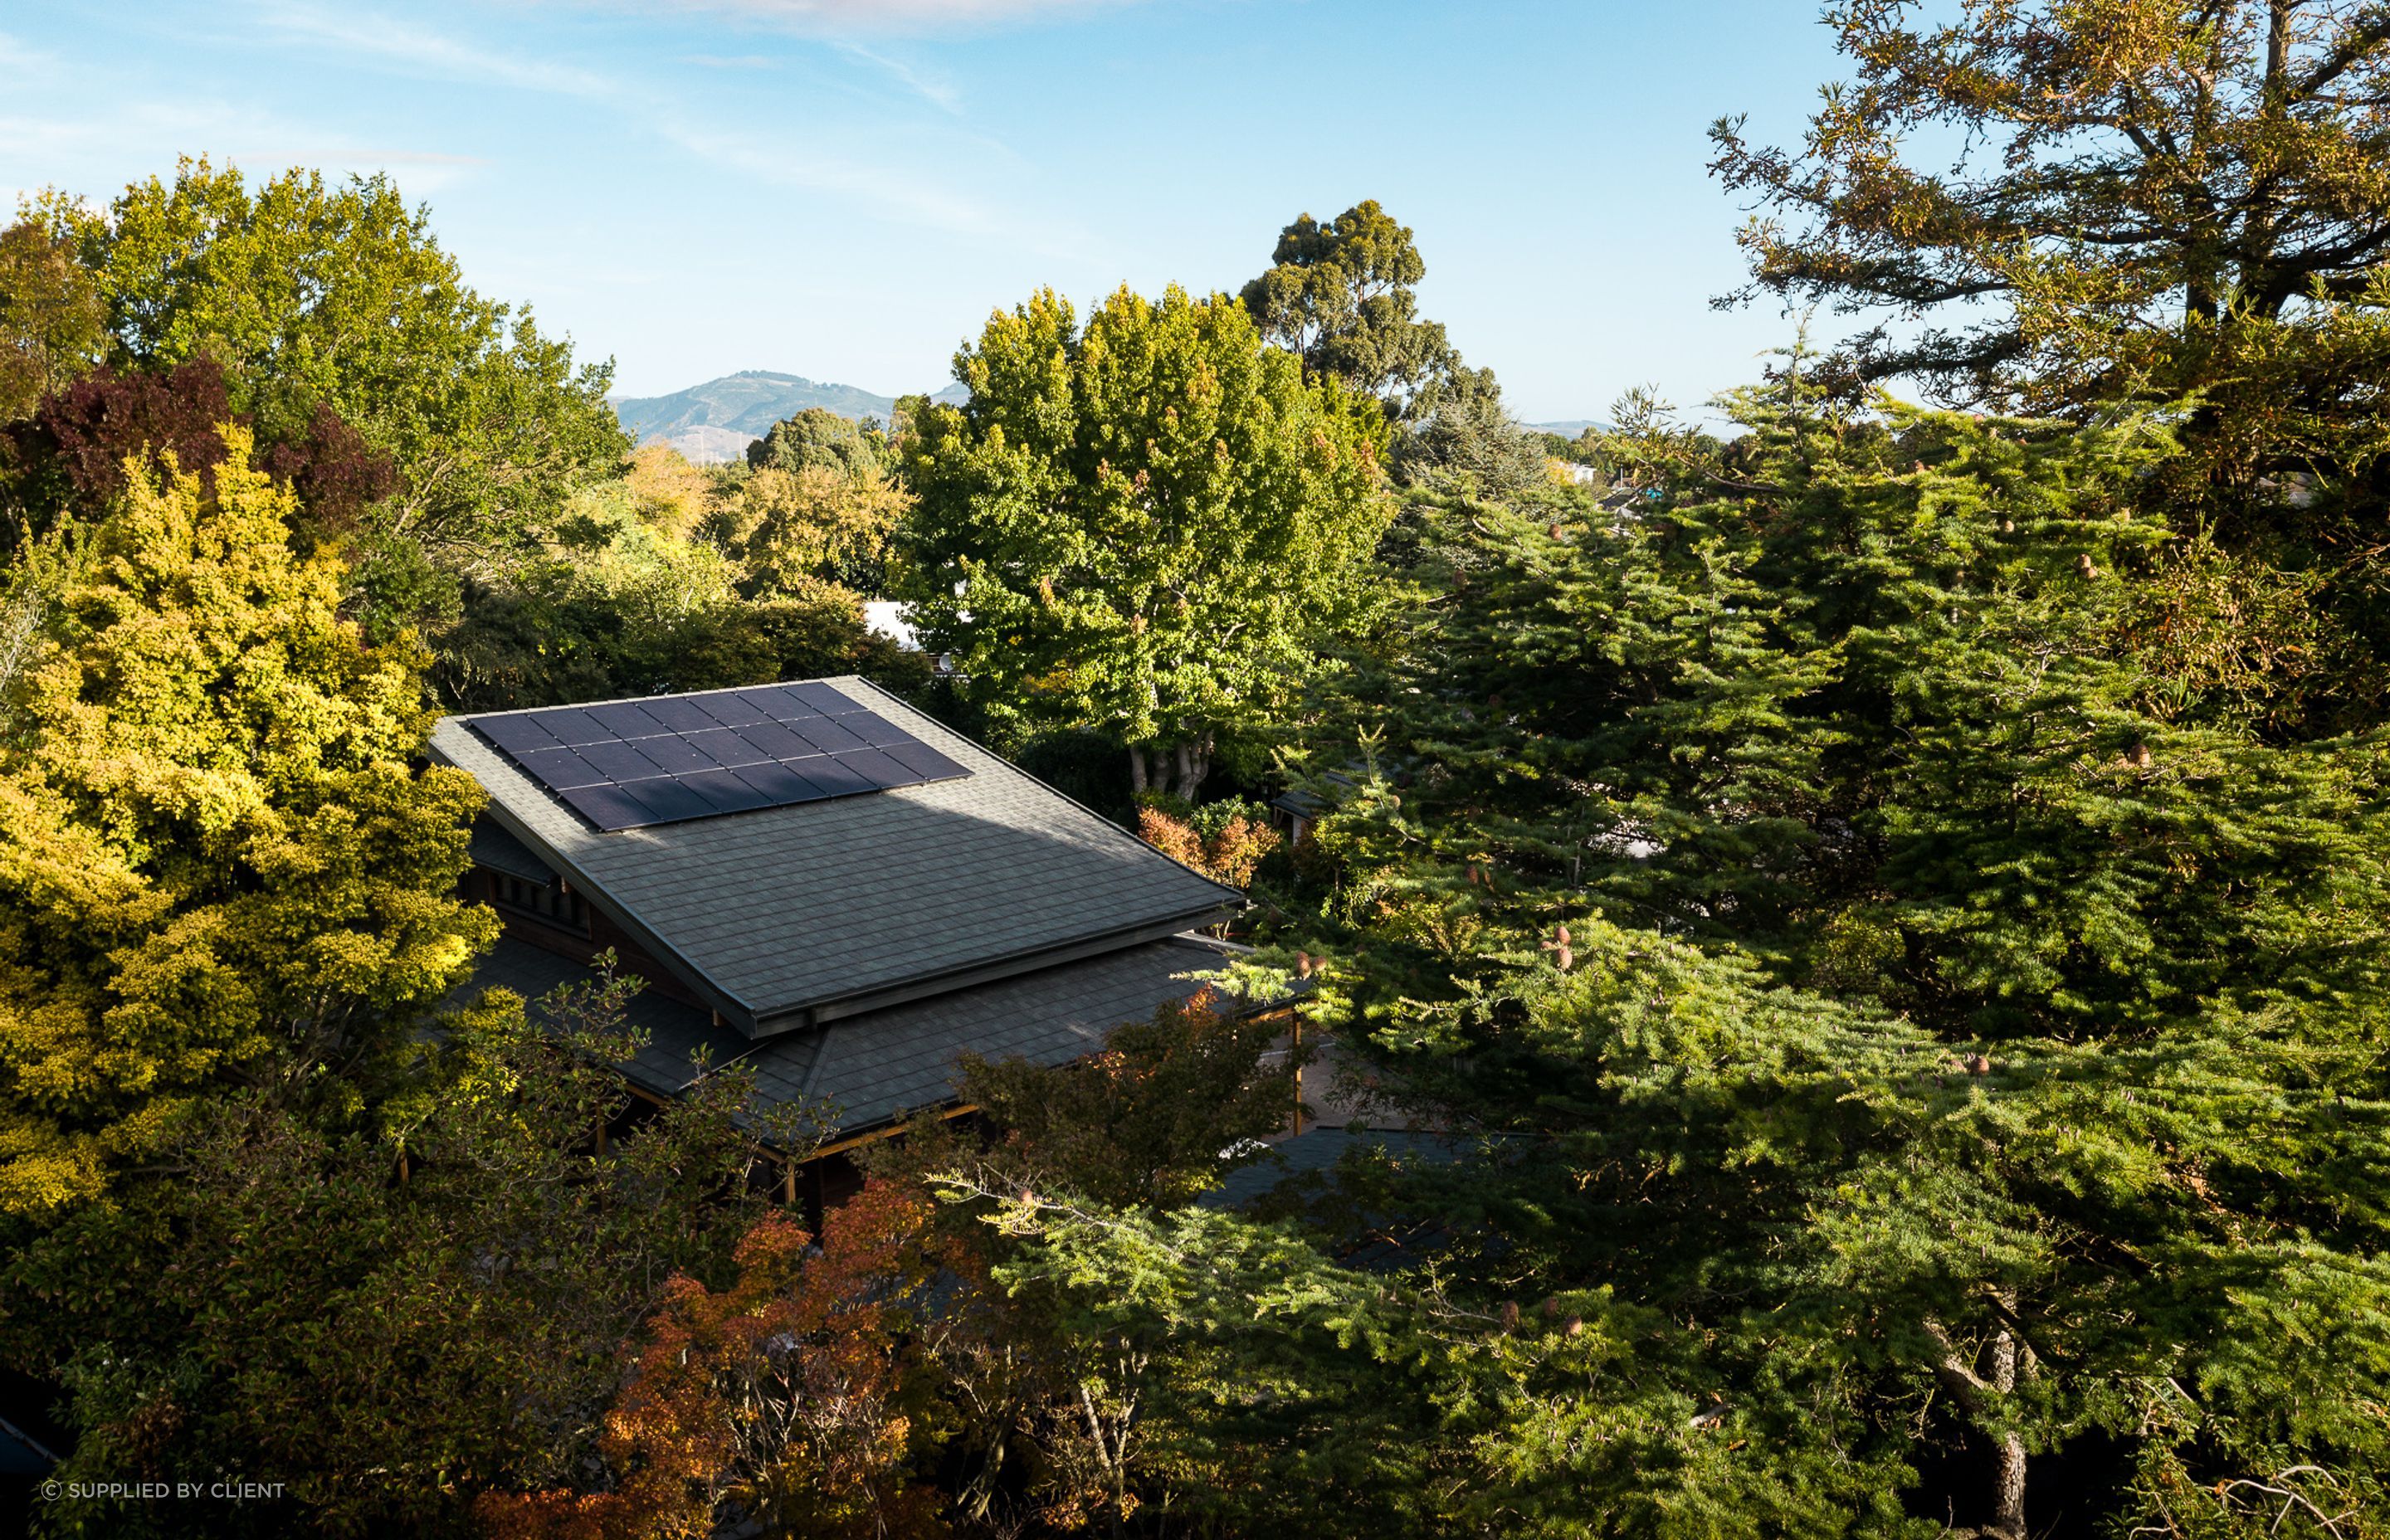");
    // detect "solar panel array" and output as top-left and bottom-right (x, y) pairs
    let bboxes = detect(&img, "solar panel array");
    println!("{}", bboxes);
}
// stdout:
(465, 681), (971, 831)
